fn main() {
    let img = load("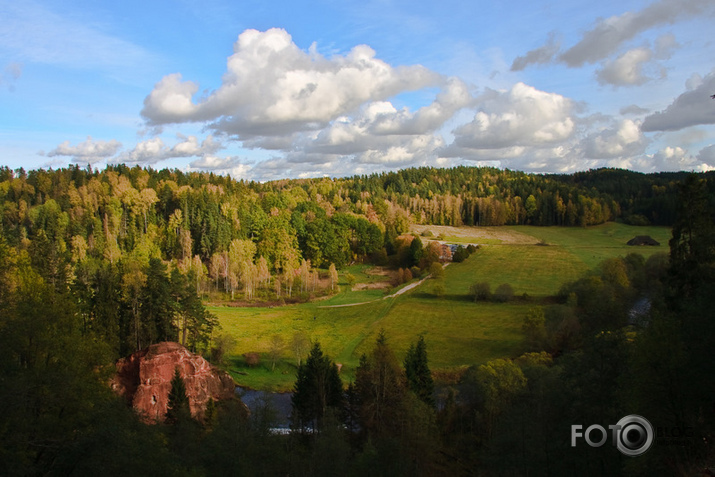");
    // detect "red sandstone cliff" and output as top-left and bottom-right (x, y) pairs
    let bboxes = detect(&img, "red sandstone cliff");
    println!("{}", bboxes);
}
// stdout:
(111, 341), (237, 423)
